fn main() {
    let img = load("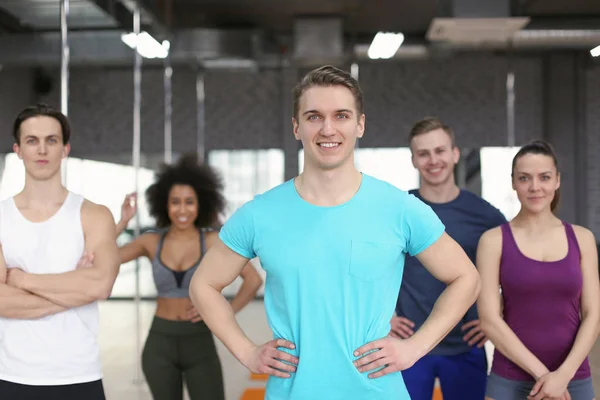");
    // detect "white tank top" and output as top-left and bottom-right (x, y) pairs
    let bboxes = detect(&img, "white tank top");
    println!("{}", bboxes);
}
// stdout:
(0, 192), (102, 385)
